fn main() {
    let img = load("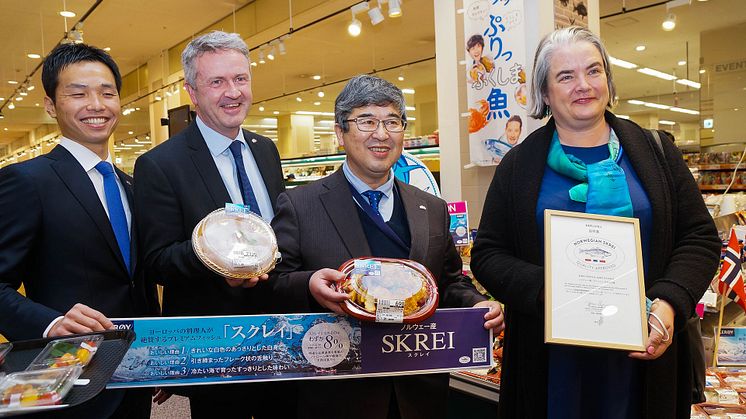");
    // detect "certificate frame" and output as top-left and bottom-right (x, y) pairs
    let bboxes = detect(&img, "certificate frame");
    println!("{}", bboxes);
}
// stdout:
(544, 210), (648, 351)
